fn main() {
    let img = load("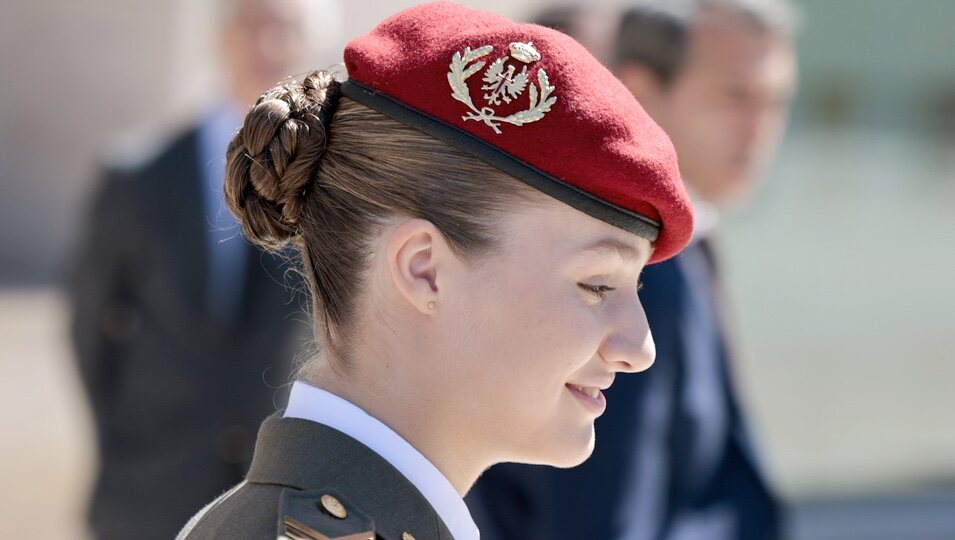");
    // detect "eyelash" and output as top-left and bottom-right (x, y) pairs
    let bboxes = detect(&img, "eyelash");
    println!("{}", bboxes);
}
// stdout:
(579, 284), (617, 299)
(579, 282), (645, 300)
